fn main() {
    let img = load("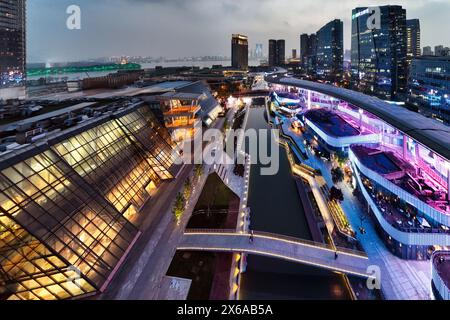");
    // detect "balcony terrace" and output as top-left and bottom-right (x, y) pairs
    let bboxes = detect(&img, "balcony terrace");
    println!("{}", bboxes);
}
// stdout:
(162, 105), (201, 116)
(165, 118), (200, 129)
(352, 145), (450, 216)
(361, 176), (450, 235)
